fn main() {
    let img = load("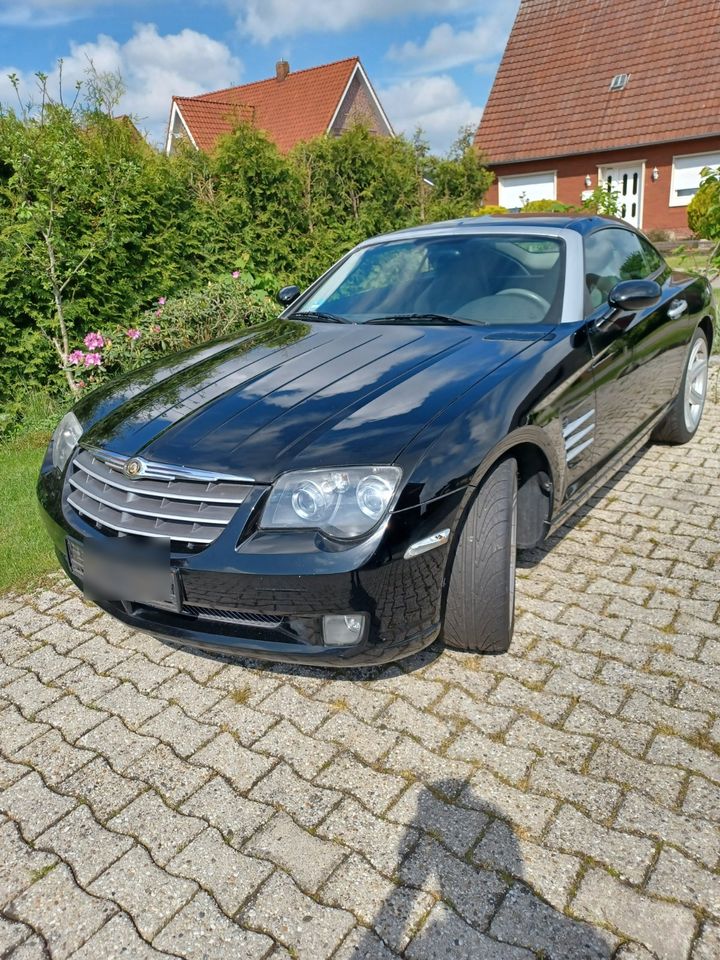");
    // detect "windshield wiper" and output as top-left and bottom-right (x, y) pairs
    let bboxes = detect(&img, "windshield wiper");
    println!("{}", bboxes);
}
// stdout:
(292, 310), (353, 324)
(364, 313), (483, 326)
